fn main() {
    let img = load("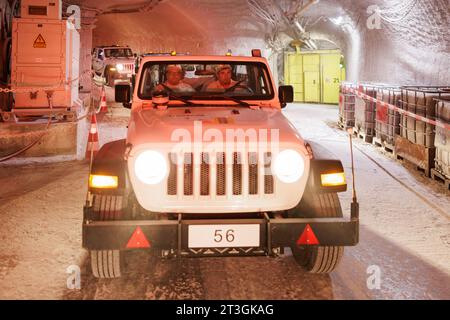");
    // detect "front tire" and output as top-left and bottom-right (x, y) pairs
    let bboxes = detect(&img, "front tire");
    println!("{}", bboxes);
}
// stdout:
(89, 194), (125, 278)
(289, 193), (344, 273)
